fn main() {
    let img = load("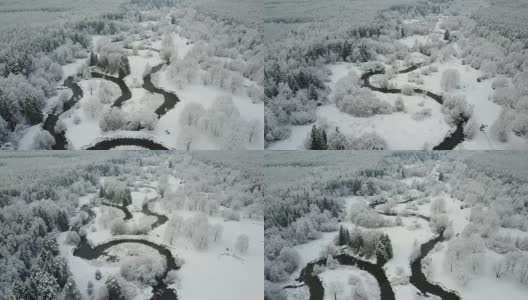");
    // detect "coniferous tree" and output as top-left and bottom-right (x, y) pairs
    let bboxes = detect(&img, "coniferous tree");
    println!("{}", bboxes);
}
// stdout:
(309, 125), (321, 150)
(401, 27), (405, 38)
(118, 55), (130, 79)
(349, 227), (363, 252)
(438, 171), (444, 181)
(105, 276), (126, 300)
(376, 233), (393, 265)
(89, 52), (98, 67)
(337, 225), (350, 246)
(62, 276), (82, 300)
(321, 129), (328, 150)
(444, 29), (450, 41)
